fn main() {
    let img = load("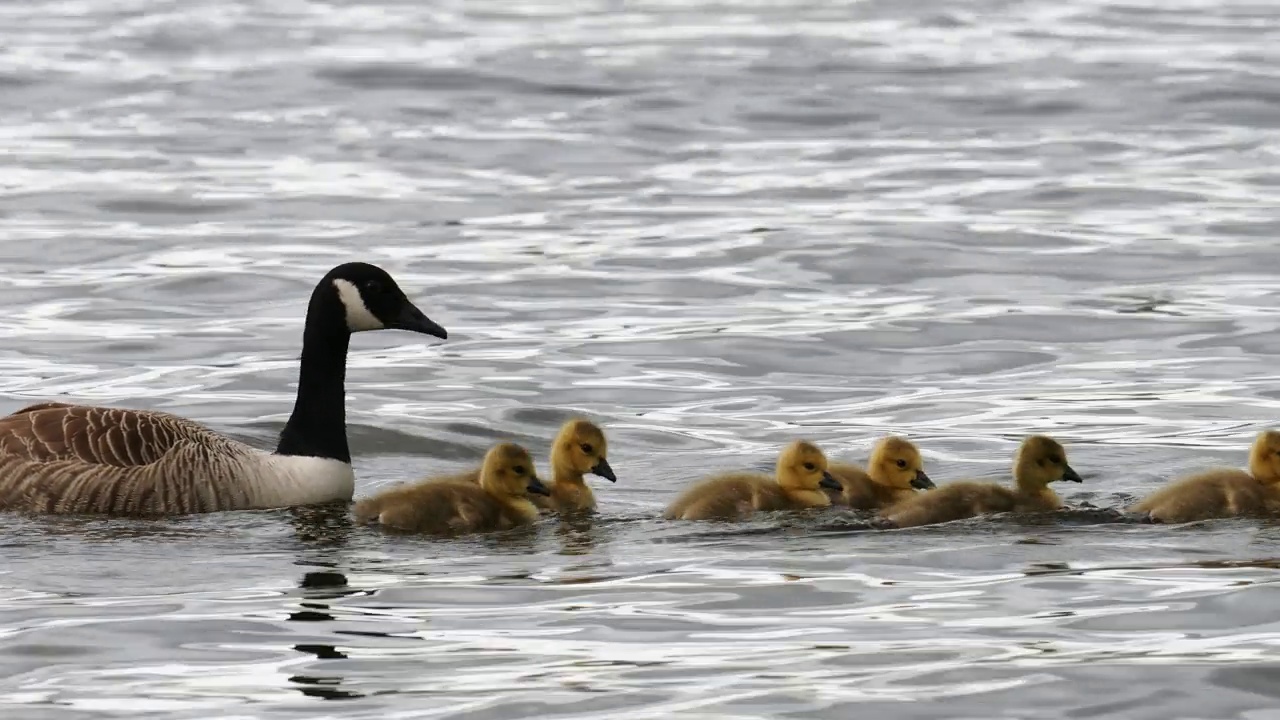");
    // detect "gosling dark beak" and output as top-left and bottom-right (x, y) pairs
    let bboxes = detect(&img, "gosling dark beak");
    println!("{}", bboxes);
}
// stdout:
(1062, 465), (1084, 483)
(390, 300), (448, 340)
(819, 470), (842, 491)
(591, 457), (617, 482)
(911, 470), (936, 490)
(526, 475), (551, 496)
